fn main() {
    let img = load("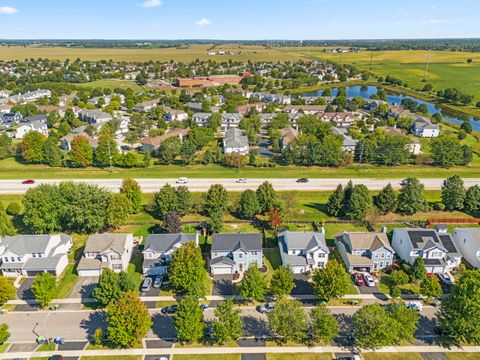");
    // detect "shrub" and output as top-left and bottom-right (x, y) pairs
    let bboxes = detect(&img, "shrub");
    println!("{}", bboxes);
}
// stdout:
(433, 203), (445, 211)
(5, 202), (21, 216)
